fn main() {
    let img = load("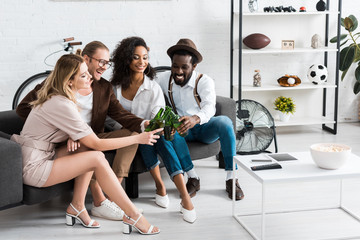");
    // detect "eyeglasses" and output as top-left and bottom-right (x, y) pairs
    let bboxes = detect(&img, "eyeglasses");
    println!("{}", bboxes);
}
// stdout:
(89, 56), (112, 68)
